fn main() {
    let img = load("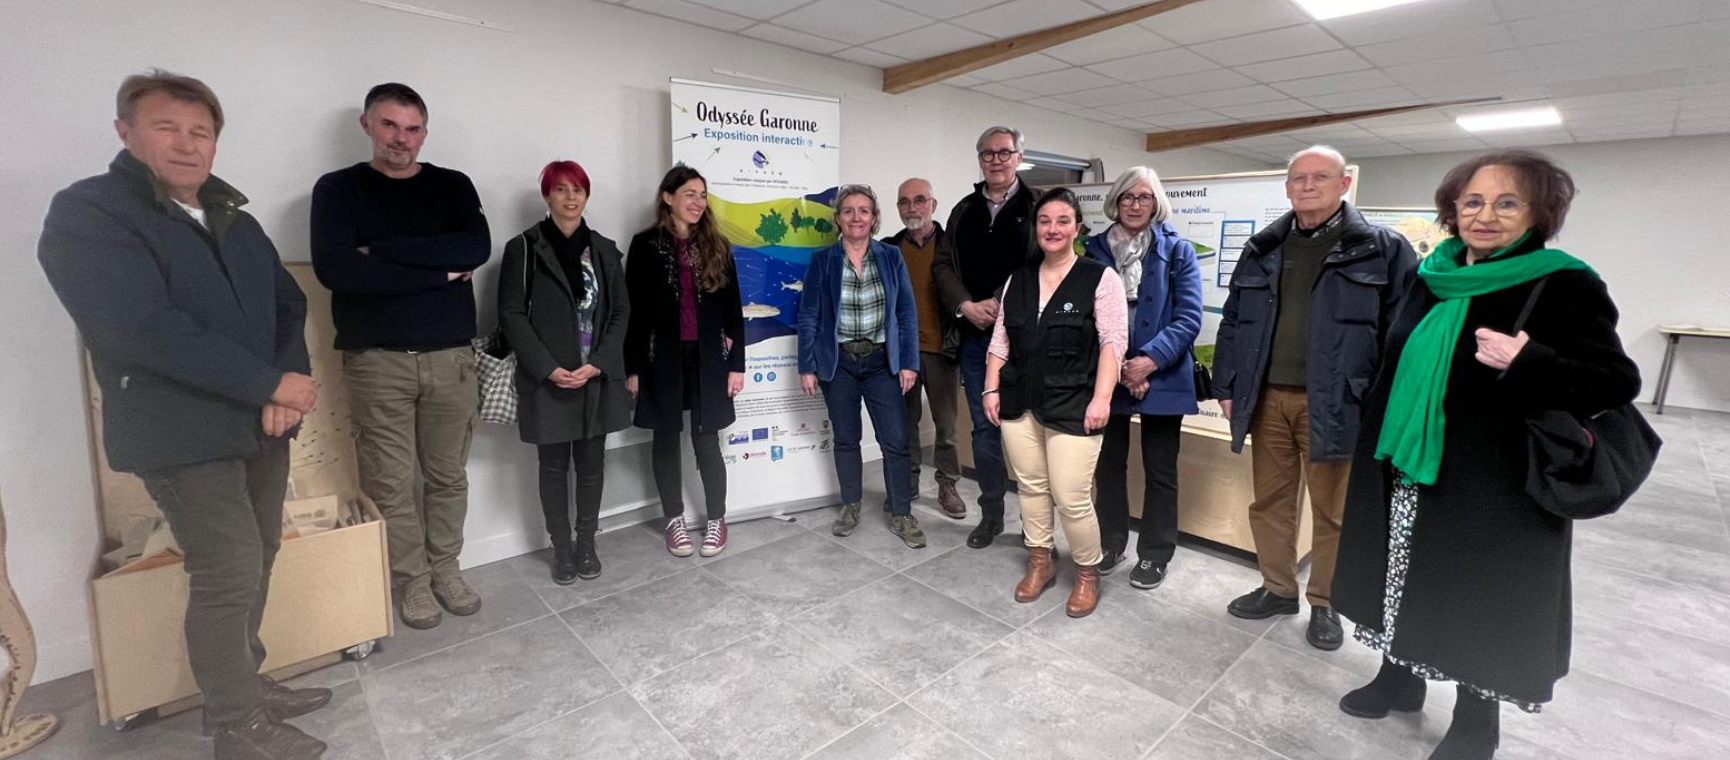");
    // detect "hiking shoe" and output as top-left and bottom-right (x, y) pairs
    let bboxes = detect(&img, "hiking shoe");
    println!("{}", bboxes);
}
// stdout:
(214, 707), (326, 760)
(432, 570), (482, 616)
(397, 578), (442, 630)
(832, 503), (862, 537)
(666, 517), (695, 557)
(1129, 559), (1167, 589)
(889, 514), (927, 549)
(700, 518), (729, 557)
